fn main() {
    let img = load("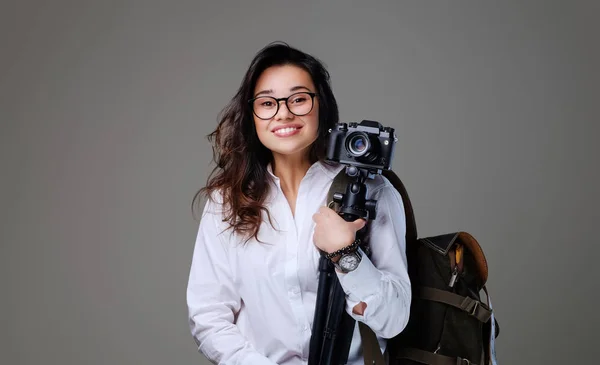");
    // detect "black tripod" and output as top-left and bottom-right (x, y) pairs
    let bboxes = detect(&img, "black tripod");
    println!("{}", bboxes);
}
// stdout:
(308, 165), (379, 365)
